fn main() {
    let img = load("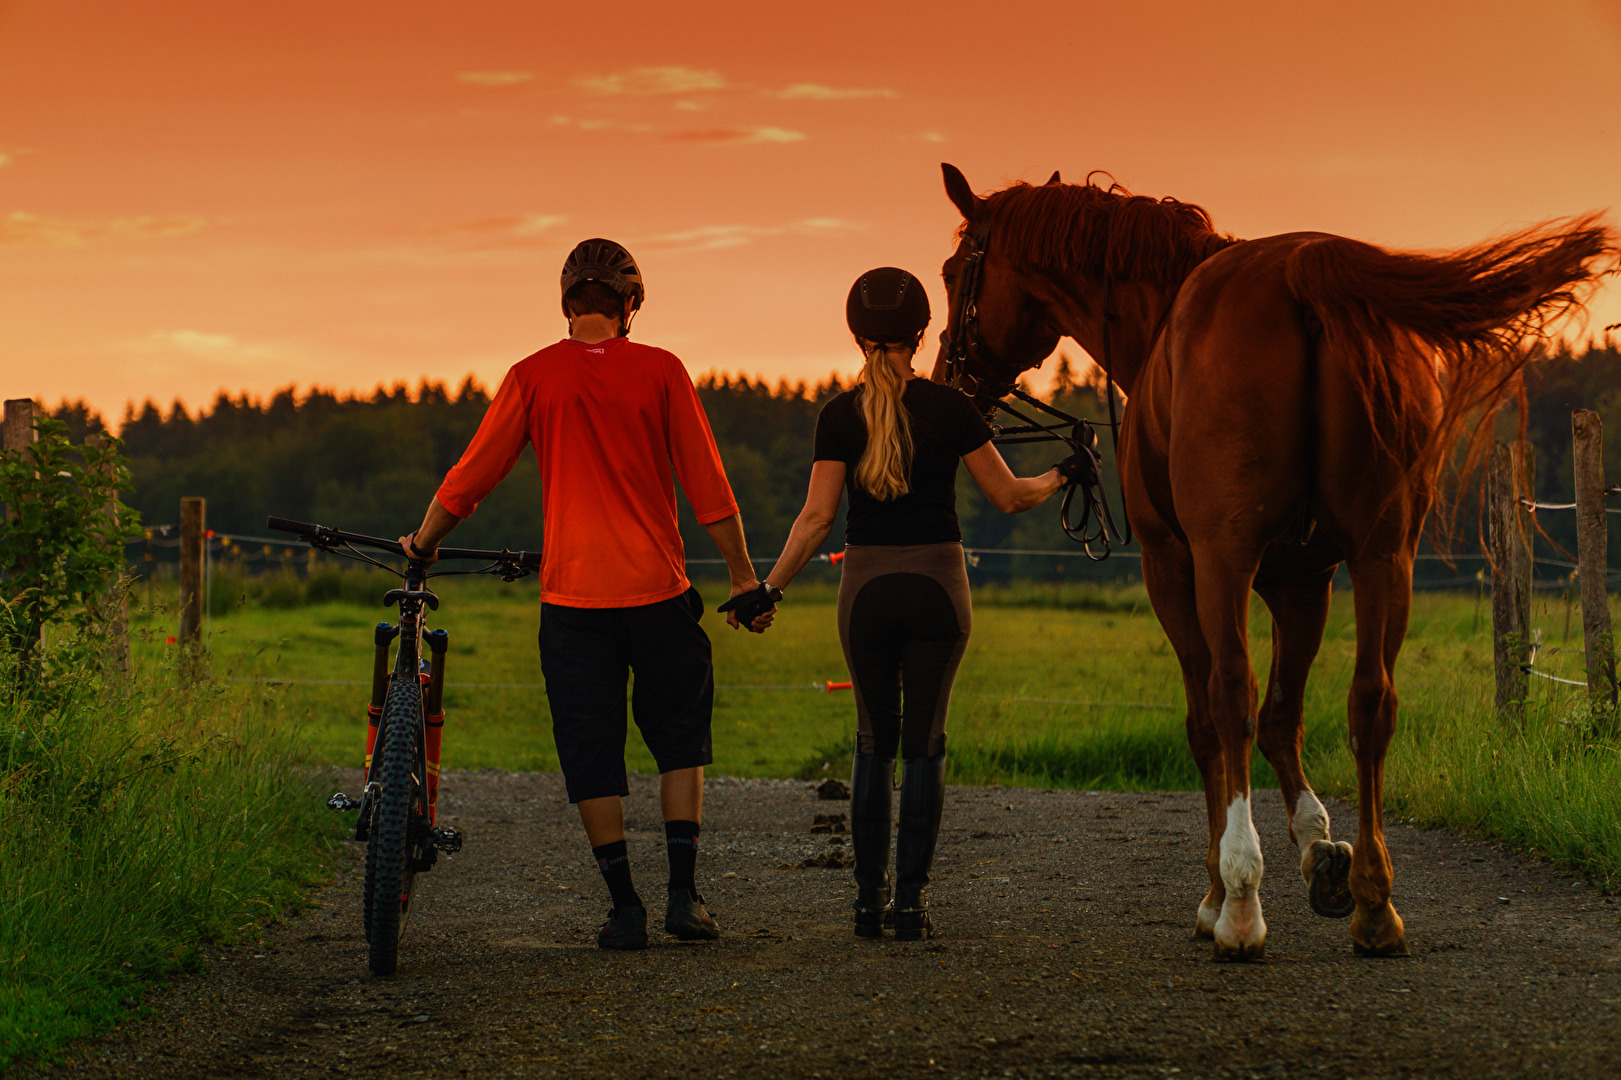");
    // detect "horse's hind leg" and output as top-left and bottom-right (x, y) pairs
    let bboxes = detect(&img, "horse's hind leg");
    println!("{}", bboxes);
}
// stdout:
(1189, 544), (1268, 961)
(1140, 542), (1224, 939)
(1342, 552), (1413, 957)
(1254, 565), (1354, 918)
